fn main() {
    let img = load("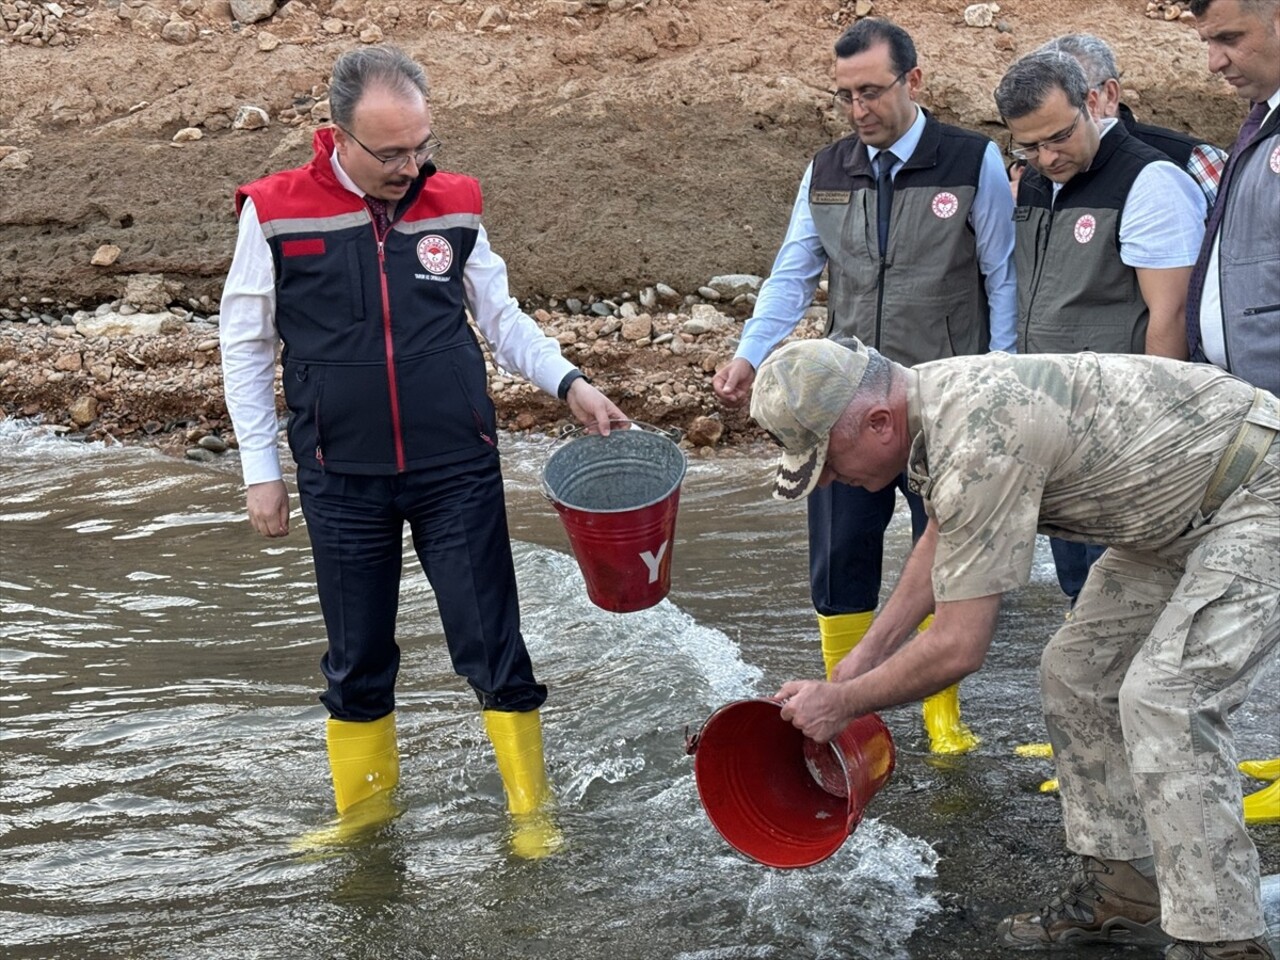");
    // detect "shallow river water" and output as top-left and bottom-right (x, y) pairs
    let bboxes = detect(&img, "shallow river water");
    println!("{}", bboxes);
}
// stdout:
(1, 420), (1276, 960)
